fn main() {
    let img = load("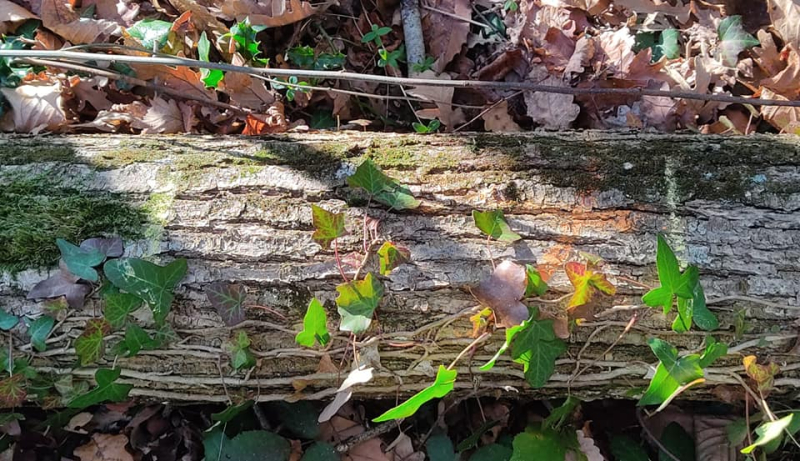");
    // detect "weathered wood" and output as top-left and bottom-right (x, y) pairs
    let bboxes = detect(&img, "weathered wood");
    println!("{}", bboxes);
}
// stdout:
(1, 132), (799, 404)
